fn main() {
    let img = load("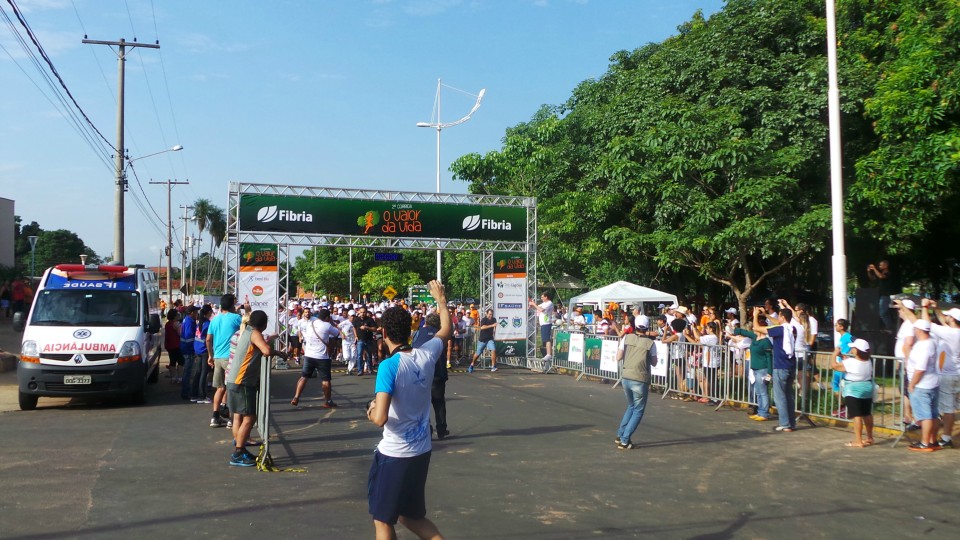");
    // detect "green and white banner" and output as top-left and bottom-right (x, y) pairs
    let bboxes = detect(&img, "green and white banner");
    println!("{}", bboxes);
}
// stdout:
(239, 194), (527, 242)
